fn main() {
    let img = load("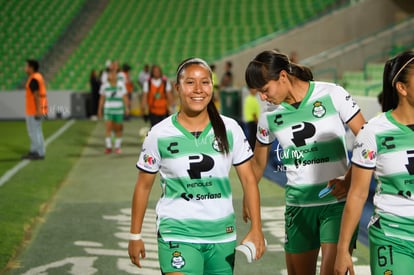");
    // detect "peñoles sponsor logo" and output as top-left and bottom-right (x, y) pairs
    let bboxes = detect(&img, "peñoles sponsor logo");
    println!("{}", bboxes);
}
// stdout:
(186, 182), (213, 188)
